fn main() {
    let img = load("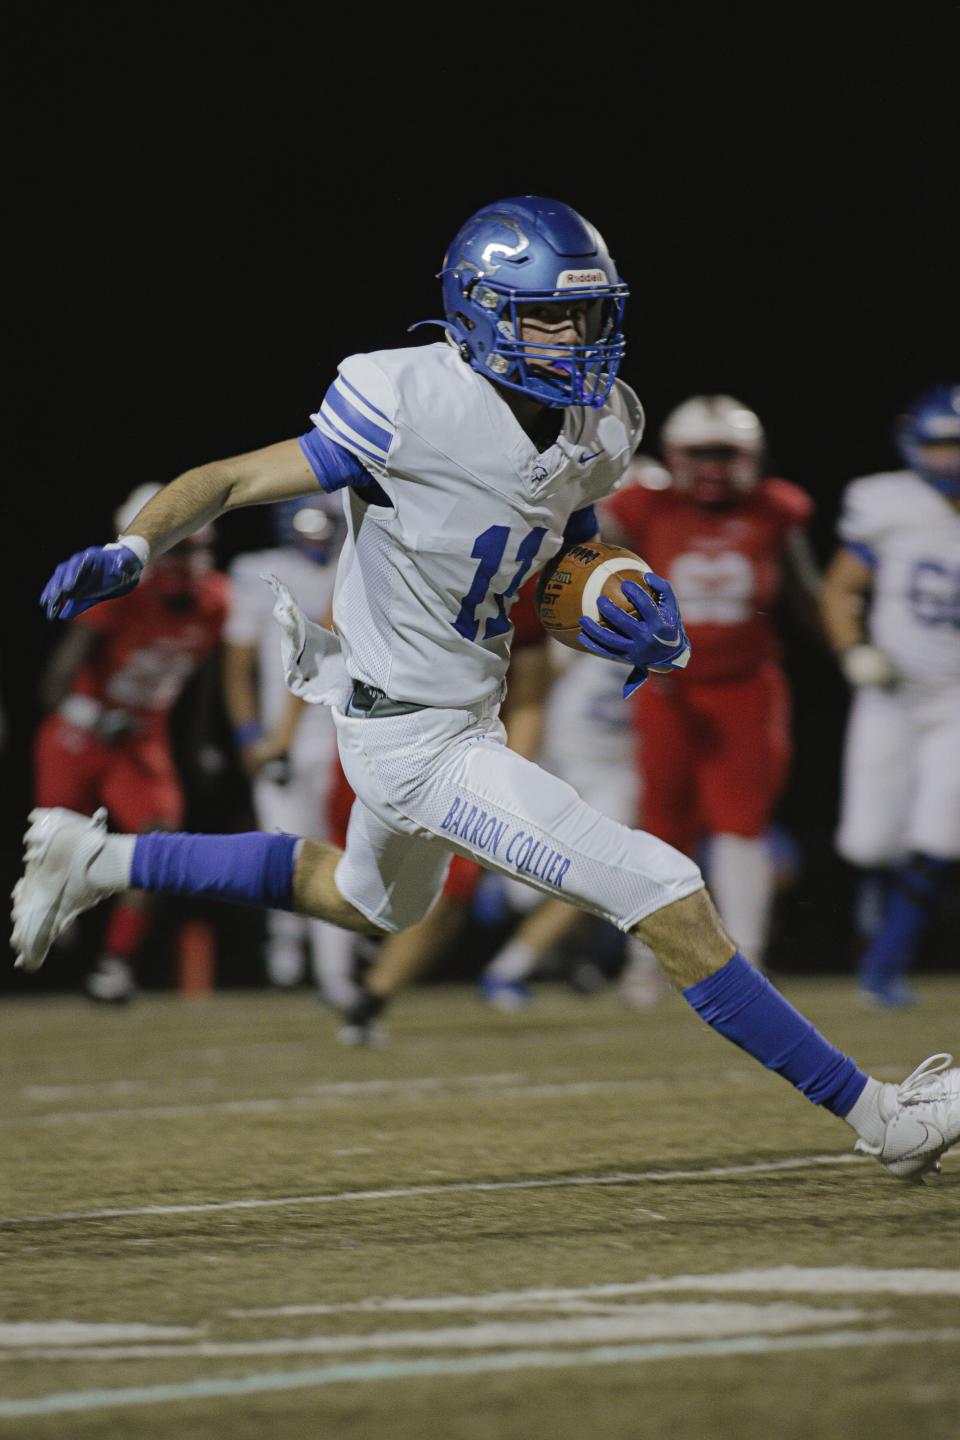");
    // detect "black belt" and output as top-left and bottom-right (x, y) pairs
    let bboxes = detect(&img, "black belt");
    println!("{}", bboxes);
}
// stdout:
(346, 682), (426, 719)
